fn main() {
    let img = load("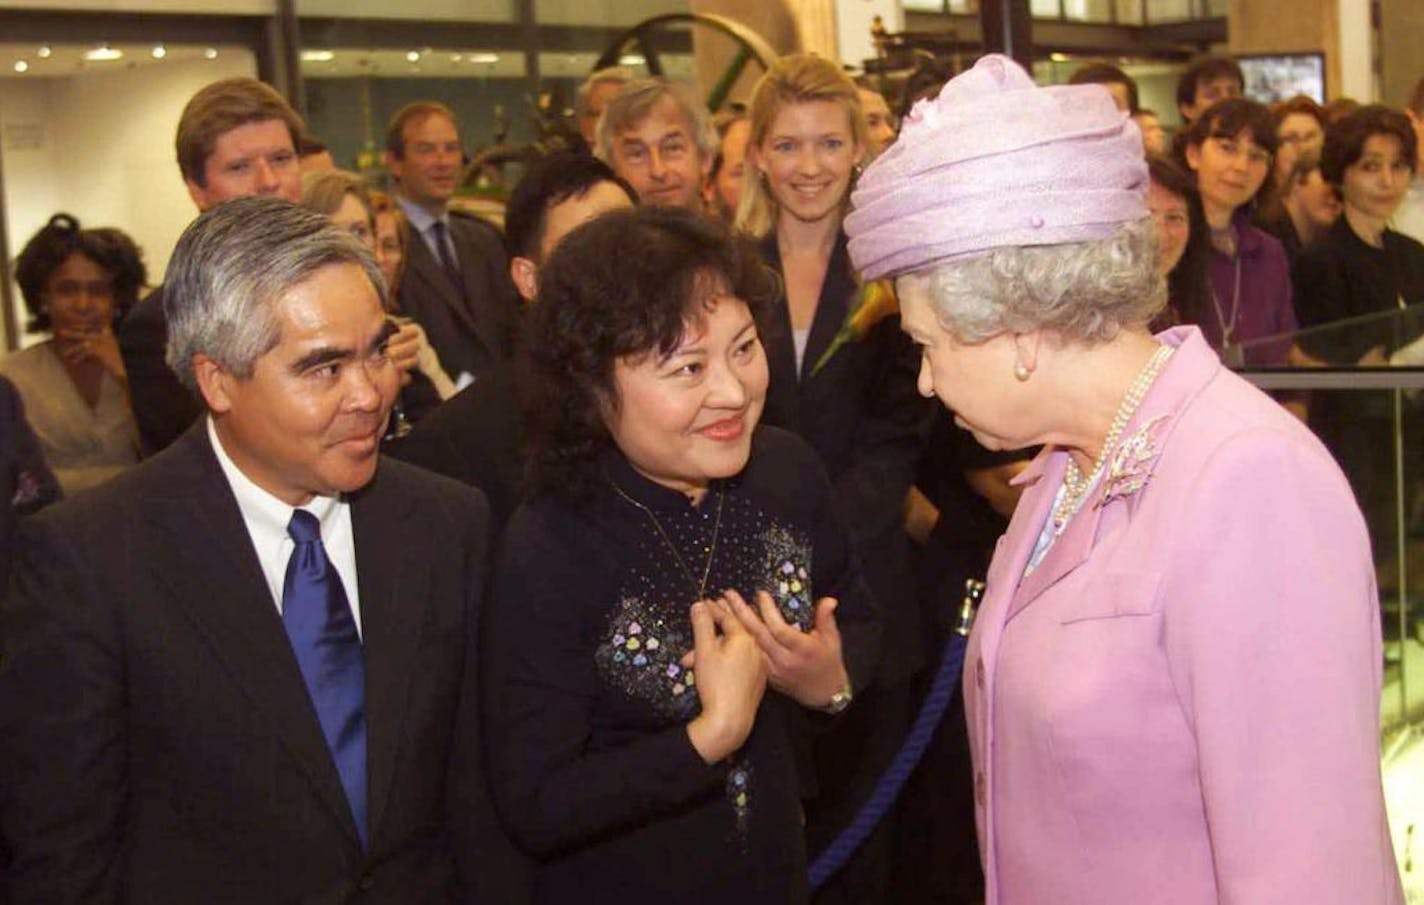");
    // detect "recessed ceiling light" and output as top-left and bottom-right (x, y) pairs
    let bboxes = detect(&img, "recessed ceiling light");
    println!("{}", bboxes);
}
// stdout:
(619, 53), (645, 67)
(467, 52), (499, 64)
(301, 49), (335, 62)
(204, 48), (219, 60)
(1049, 52), (1070, 63)
(84, 45), (124, 62)
(405, 50), (421, 63)
(13, 60), (29, 73)
(36, 46), (51, 59)
(152, 45), (167, 59)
